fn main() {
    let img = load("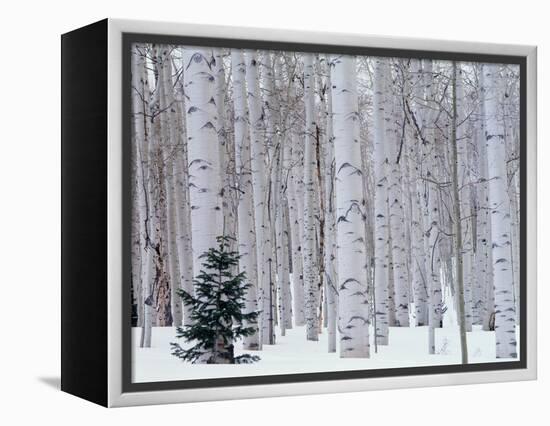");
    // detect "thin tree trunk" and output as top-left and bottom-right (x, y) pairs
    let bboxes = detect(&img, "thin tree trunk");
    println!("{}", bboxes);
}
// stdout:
(231, 49), (261, 350)
(303, 53), (320, 341)
(158, 50), (183, 327)
(245, 51), (275, 345)
(373, 57), (390, 346)
(484, 64), (517, 358)
(387, 92), (410, 327)
(451, 62), (469, 364)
